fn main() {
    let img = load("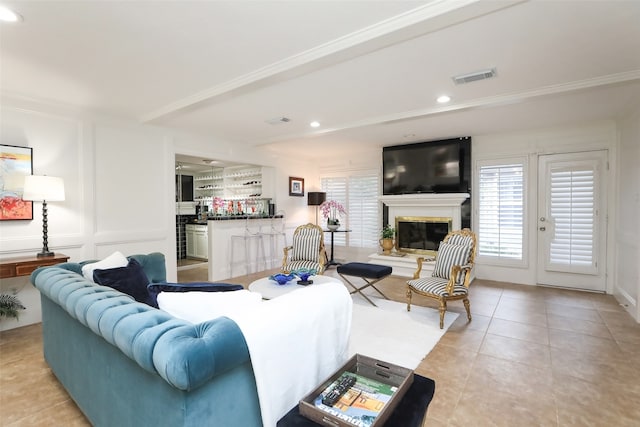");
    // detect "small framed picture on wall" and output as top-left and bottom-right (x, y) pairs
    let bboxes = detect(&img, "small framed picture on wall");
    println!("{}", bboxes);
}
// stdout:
(289, 177), (304, 197)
